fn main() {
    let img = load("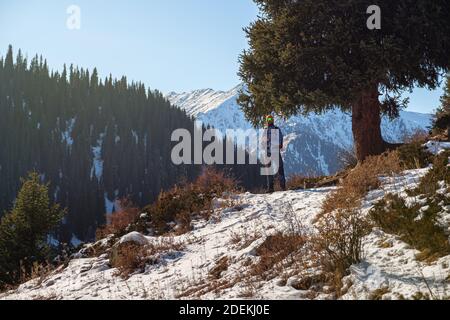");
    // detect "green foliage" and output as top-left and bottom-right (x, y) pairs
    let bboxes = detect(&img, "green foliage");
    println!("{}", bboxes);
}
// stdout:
(371, 153), (450, 261)
(239, 0), (450, 126)
(0, 172), (66, 287)
(408, 151), (450, 196)
(397, 142), (433, 170)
